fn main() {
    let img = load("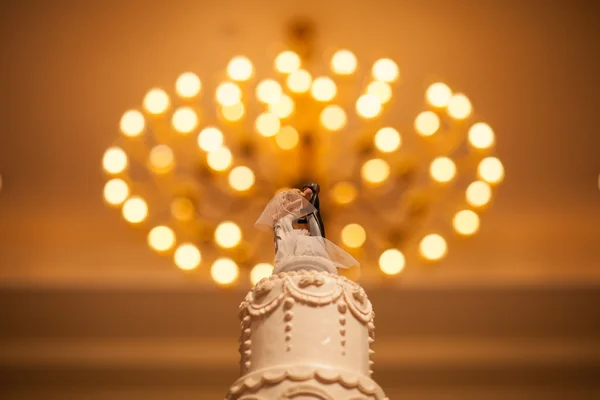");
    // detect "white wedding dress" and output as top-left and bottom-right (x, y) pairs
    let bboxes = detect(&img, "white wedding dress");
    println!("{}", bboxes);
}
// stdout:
(255, 190), (359, 274)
